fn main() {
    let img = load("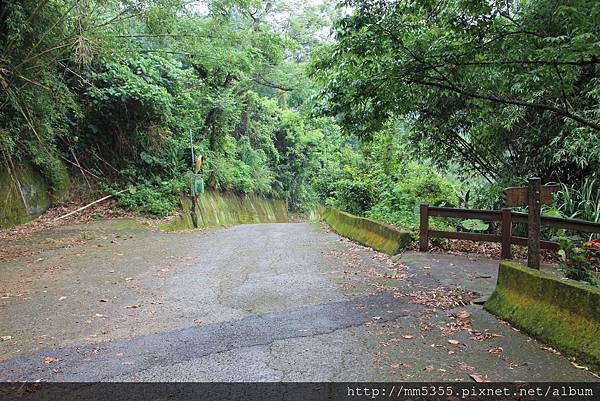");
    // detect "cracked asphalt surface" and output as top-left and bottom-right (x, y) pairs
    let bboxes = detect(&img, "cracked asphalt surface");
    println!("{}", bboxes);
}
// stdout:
(0, 220), (596, 381)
